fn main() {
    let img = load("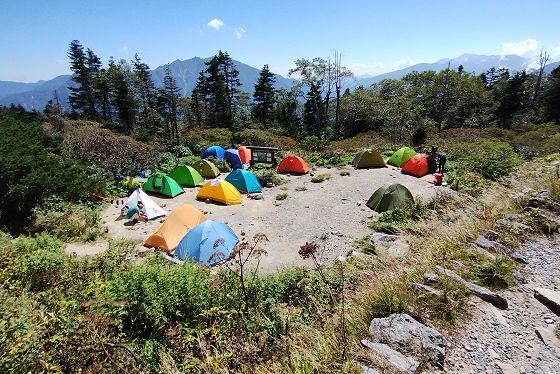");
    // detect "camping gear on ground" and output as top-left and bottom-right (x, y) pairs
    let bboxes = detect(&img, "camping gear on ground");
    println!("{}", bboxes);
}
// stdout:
(170, 165), (204, 187)
(144, 204), (206, 252)
(143, 173), (184, 197)
(277, 155), (310, 174)
(367, 183), (415, 213)
(192, 159), (220, 178)
(433, 173), (443, 186)
(202, 145), (225, 160)
(352, 149), (386, 169)
(196, 179), (242, 205)
(401, 154), (429, 178)
(224, 149), (244, 170)
(238, 146), (252, 164)
(387, 147), (416, 167)
(225, 169), (262, 193)
(175, 220), (239, 266)
(124, 188), (167, 220)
